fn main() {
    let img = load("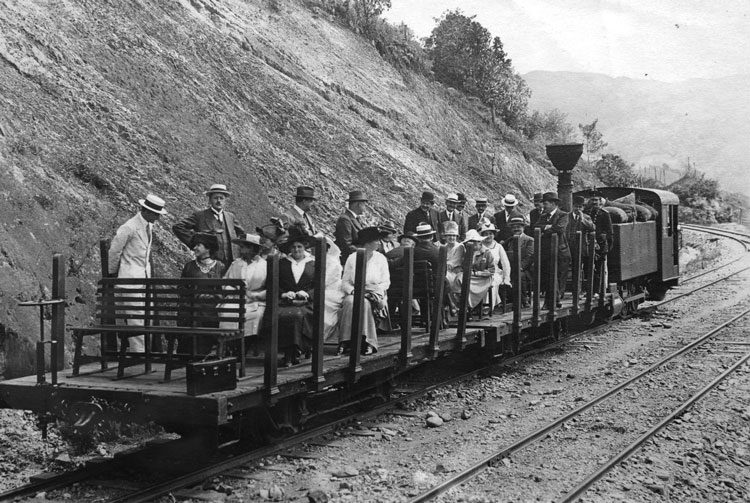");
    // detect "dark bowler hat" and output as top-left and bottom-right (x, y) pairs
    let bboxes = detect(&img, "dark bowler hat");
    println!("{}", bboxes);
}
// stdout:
(295, 186), (317, 200)
(357, 226), (382, 245)
(190, 232), (219, 252)
(542, 191), (561, 203)
(533, 192), (543, 202)
(420, 191), (435, 203)
(347, 190), (368, 202)
(377, 221), (398, 235)
(456, 193), (467, 202)
(139, 194), (167, 215)
(205, 183), (231, 196)
(573, 195), (586, 206)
